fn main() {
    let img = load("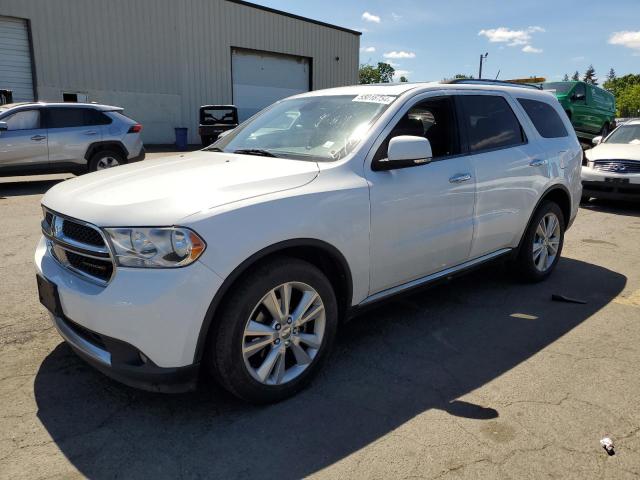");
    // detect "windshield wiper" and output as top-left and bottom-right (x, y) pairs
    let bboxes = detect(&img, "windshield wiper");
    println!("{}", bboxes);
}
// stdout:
(233, 149), (279, 157)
